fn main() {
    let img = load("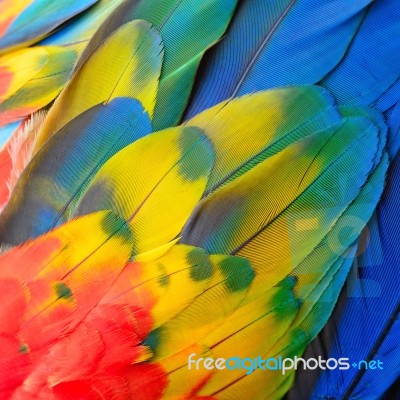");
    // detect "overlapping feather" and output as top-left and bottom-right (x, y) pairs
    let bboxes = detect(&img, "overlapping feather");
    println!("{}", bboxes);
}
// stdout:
(76, 0), (238, 130)
(184, 0), (373, 118)
(0, 0), (399, 399)
(0, 0), (98, 53)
